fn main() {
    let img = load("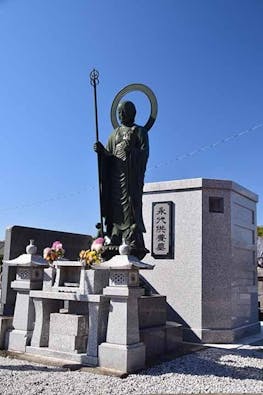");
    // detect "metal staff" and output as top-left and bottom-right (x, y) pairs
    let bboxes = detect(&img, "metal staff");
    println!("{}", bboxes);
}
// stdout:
(90, 68), (104, 236)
